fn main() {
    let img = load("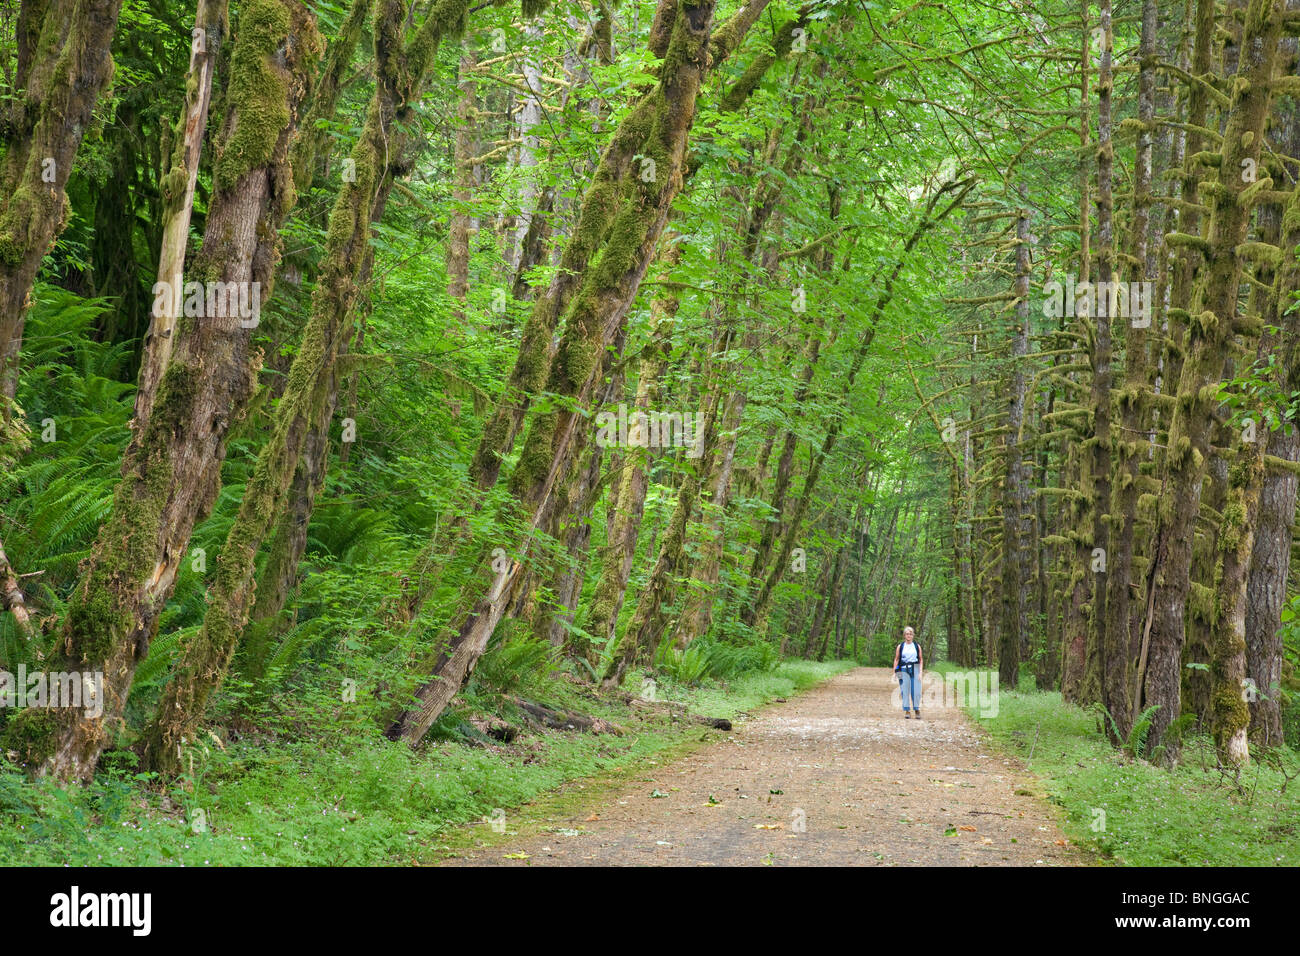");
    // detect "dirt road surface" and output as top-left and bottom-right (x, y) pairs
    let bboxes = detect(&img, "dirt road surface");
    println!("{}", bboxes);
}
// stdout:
(441, 667), (1089, 866)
